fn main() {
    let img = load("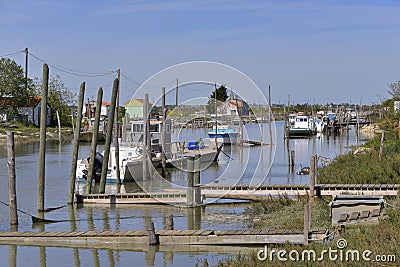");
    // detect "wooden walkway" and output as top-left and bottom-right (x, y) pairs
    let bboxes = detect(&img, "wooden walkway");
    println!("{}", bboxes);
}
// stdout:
(0, 229), (328, 247)
(76, 184), (399, 205)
